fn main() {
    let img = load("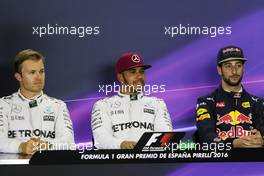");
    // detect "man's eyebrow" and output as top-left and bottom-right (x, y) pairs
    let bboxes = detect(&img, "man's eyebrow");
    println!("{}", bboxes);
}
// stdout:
(128, 68), (136, 71)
